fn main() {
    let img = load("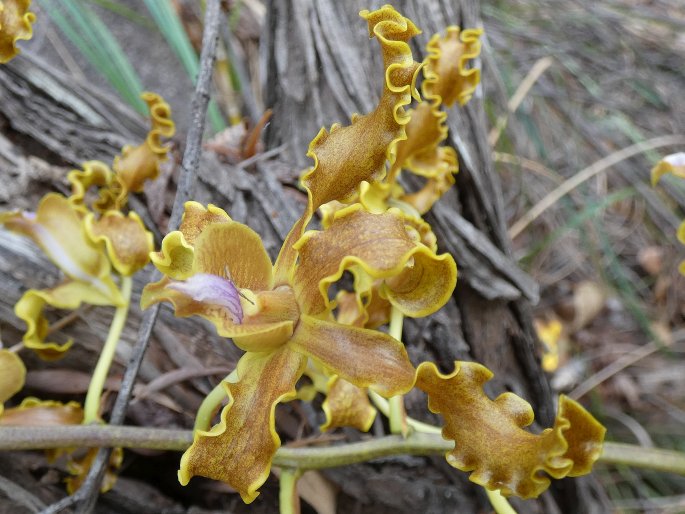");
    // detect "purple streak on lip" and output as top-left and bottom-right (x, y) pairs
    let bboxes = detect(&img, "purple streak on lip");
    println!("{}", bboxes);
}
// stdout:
(168, 273), (243, 324)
